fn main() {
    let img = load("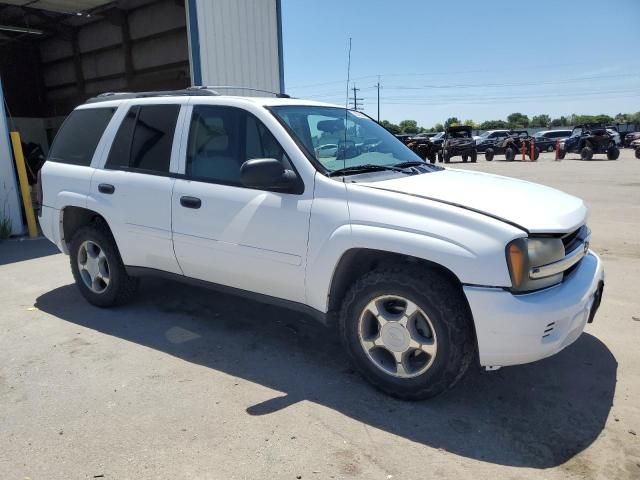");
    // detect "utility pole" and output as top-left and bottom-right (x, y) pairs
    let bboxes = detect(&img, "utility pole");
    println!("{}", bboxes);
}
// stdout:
(349, 83), (364, 111)
(375, 75), (381, 122)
